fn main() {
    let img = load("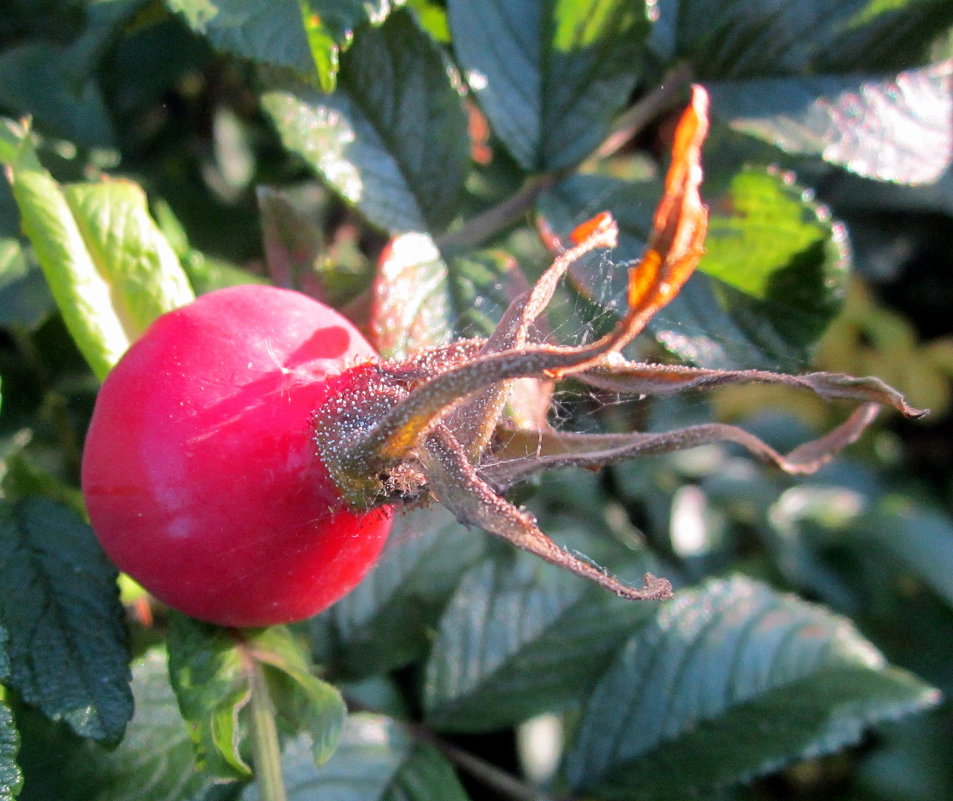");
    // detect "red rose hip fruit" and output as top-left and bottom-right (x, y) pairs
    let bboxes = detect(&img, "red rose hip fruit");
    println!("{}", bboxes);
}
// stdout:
(81, 285), (393, 627)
